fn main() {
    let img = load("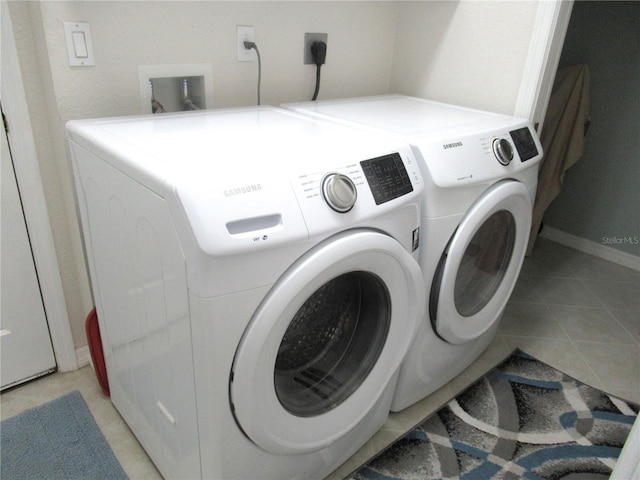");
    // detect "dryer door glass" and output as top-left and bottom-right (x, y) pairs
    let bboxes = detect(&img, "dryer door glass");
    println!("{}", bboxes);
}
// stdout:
(274, 271), (390, 417)
(454, 210), (515, 317)
(430, 180), (531, 344)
